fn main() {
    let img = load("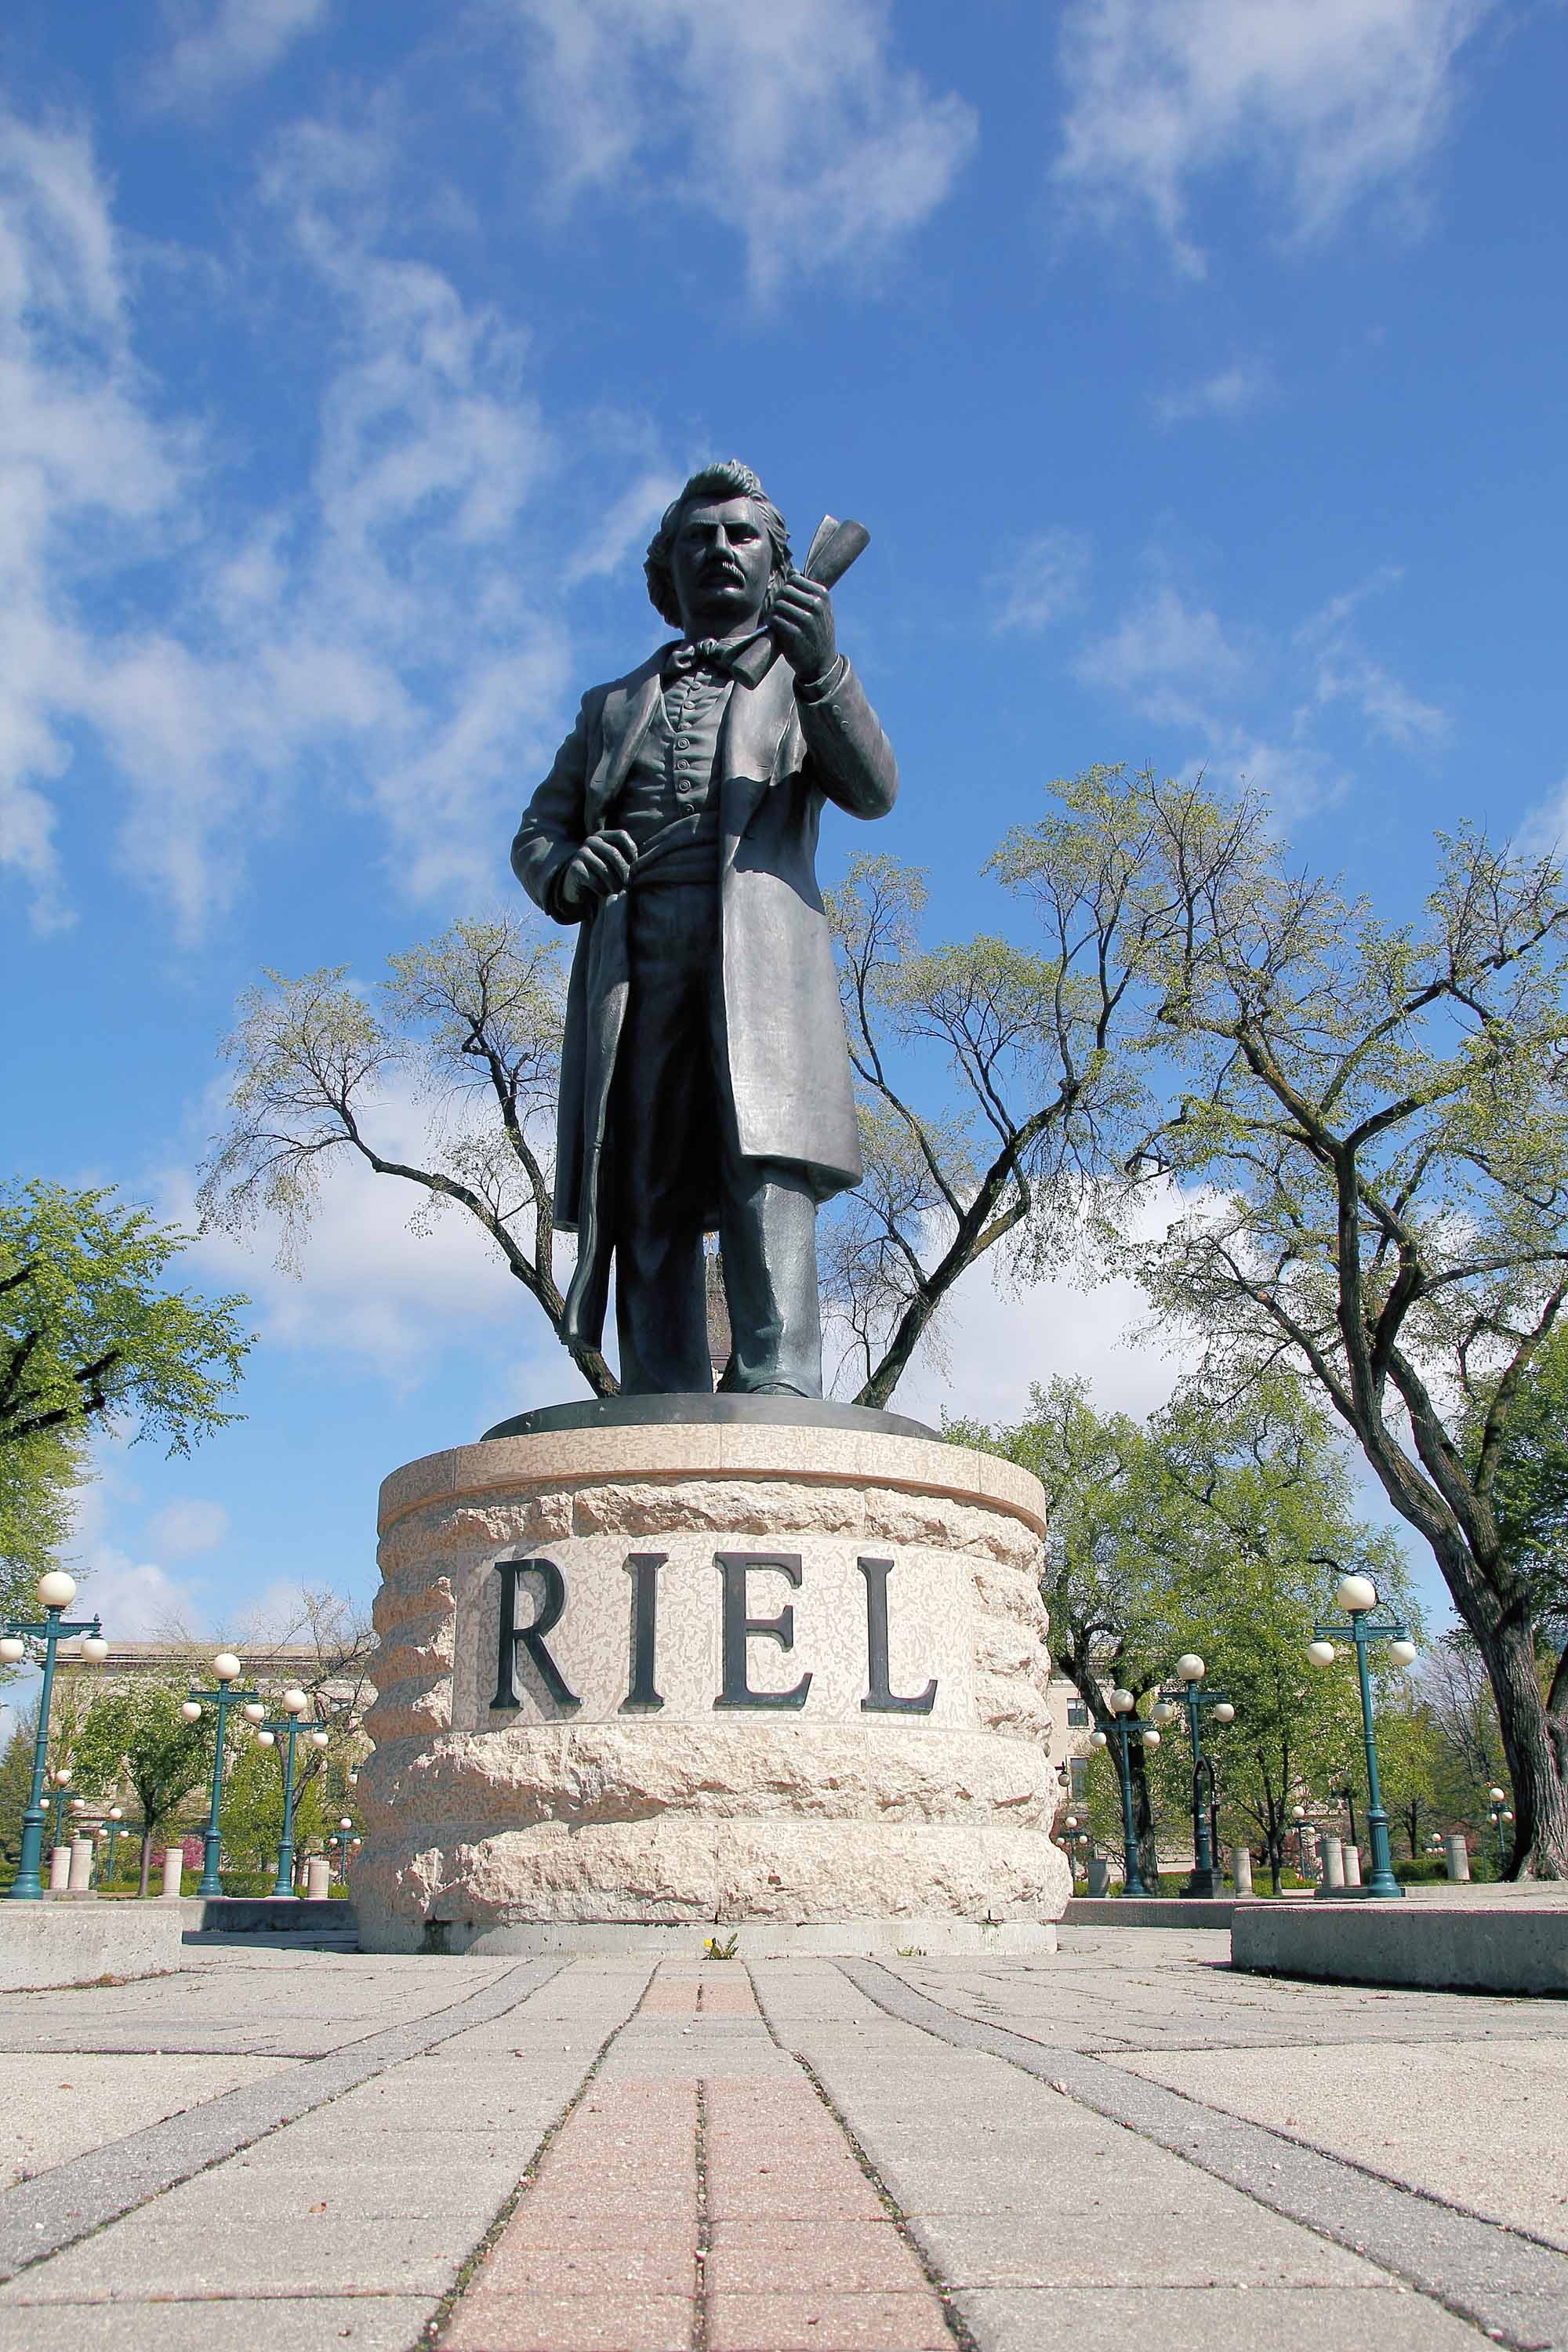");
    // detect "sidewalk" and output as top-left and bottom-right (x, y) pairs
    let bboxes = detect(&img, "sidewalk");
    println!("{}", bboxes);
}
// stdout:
(1, 1926), (1564, 2349)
